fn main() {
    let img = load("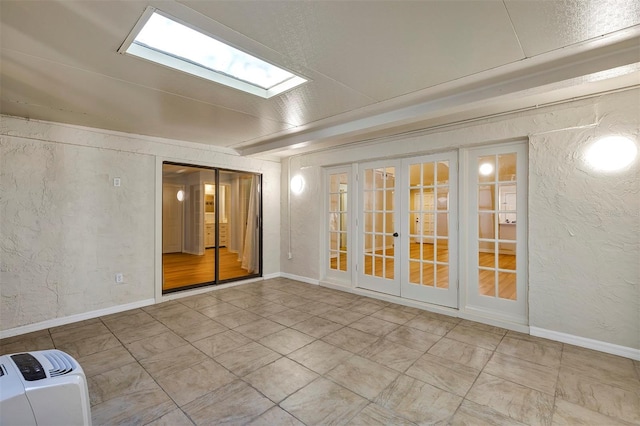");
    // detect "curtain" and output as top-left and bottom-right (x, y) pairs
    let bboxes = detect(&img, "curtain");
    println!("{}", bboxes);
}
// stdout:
(241, 176), (258, 273)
